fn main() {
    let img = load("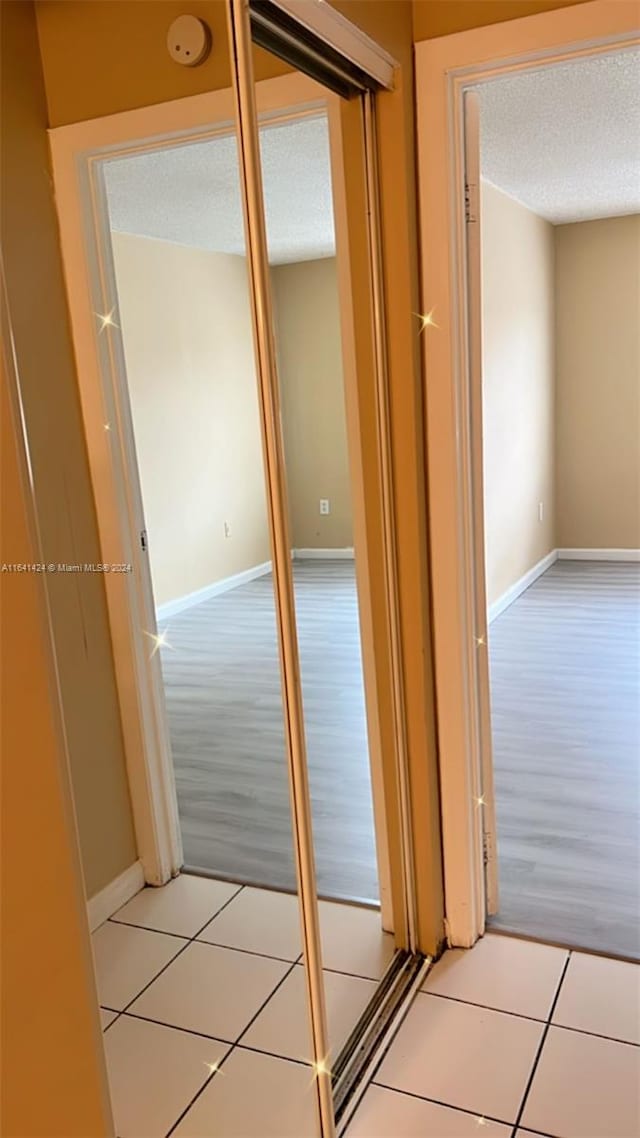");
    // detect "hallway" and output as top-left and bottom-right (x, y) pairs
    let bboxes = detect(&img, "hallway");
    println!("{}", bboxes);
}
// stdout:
(95, 874), (640, 1137)
(94, 873), (391, 1136)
